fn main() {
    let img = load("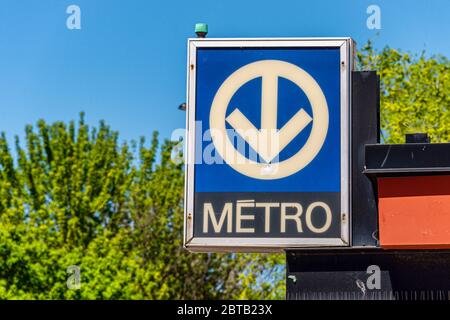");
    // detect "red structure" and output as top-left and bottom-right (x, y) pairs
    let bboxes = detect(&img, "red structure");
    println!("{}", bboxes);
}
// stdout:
(378, 175), (450, 249)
